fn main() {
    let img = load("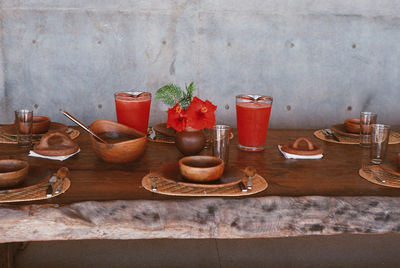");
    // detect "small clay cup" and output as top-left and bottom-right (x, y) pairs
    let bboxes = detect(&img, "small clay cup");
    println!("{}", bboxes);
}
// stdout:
(90, 120), (146, 163)
(0, 159), (29, 187)
(344, 118), (361, 134)
(179, 155), (224, 182)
